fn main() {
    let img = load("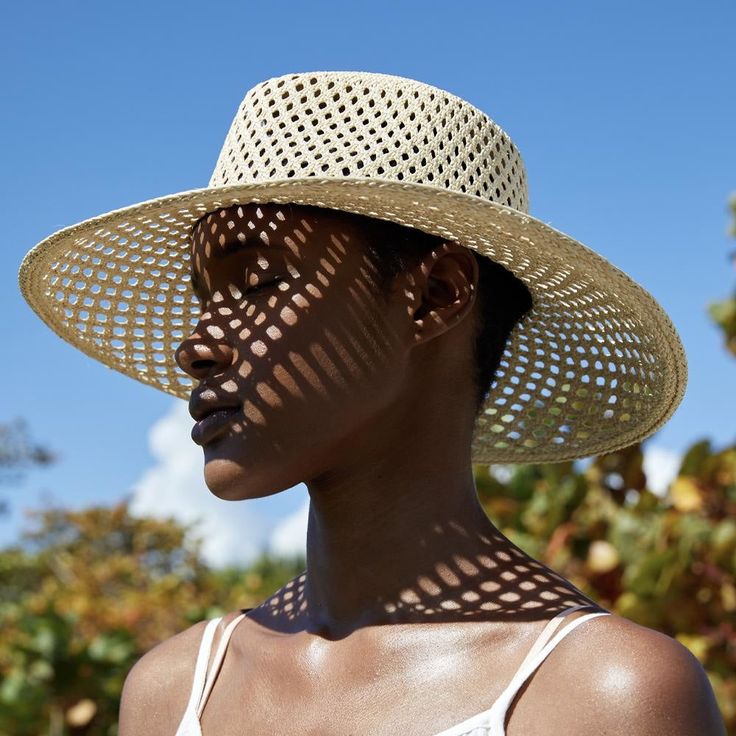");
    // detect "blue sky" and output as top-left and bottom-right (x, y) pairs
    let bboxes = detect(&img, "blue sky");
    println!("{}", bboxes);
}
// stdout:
(2, 1), (735, 558)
